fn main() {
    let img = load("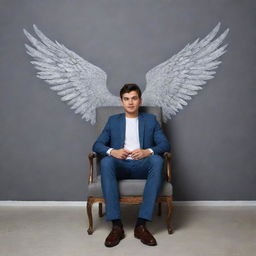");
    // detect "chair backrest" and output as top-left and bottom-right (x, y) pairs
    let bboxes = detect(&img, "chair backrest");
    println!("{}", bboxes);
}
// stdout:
(95, 106), (163, 136)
